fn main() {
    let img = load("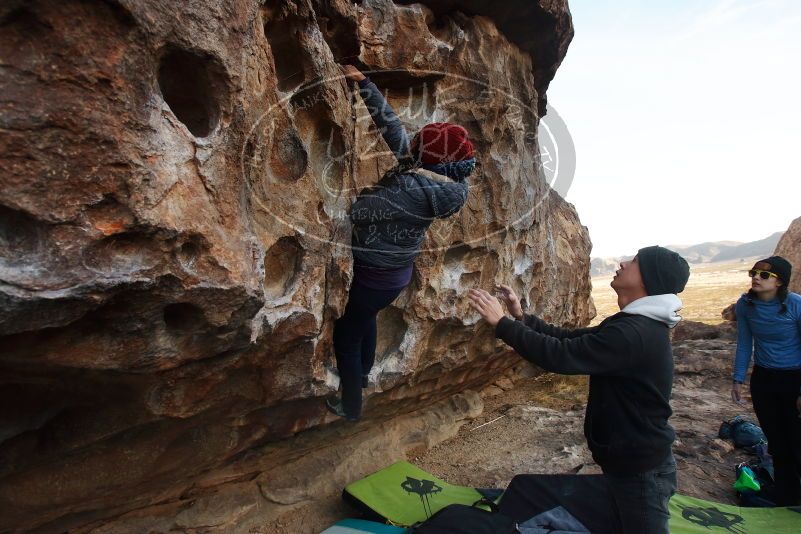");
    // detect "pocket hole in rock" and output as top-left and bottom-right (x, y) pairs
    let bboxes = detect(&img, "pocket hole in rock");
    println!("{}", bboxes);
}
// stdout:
(423, 11), (453, 41)
(293, 102), (346, 195)
(269, 126), (308, 182)
(82, 233), (162, 274)
(163, 302), (206, 332)
(315, 3), (361, 64)
(0, 205), (46, 262)
(263, 236), (303, 298)
(157, 47), (225, 137)
(176, 241), (200, 270)
(444, 242), (471, 266)
(264, 16), (312, 92)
